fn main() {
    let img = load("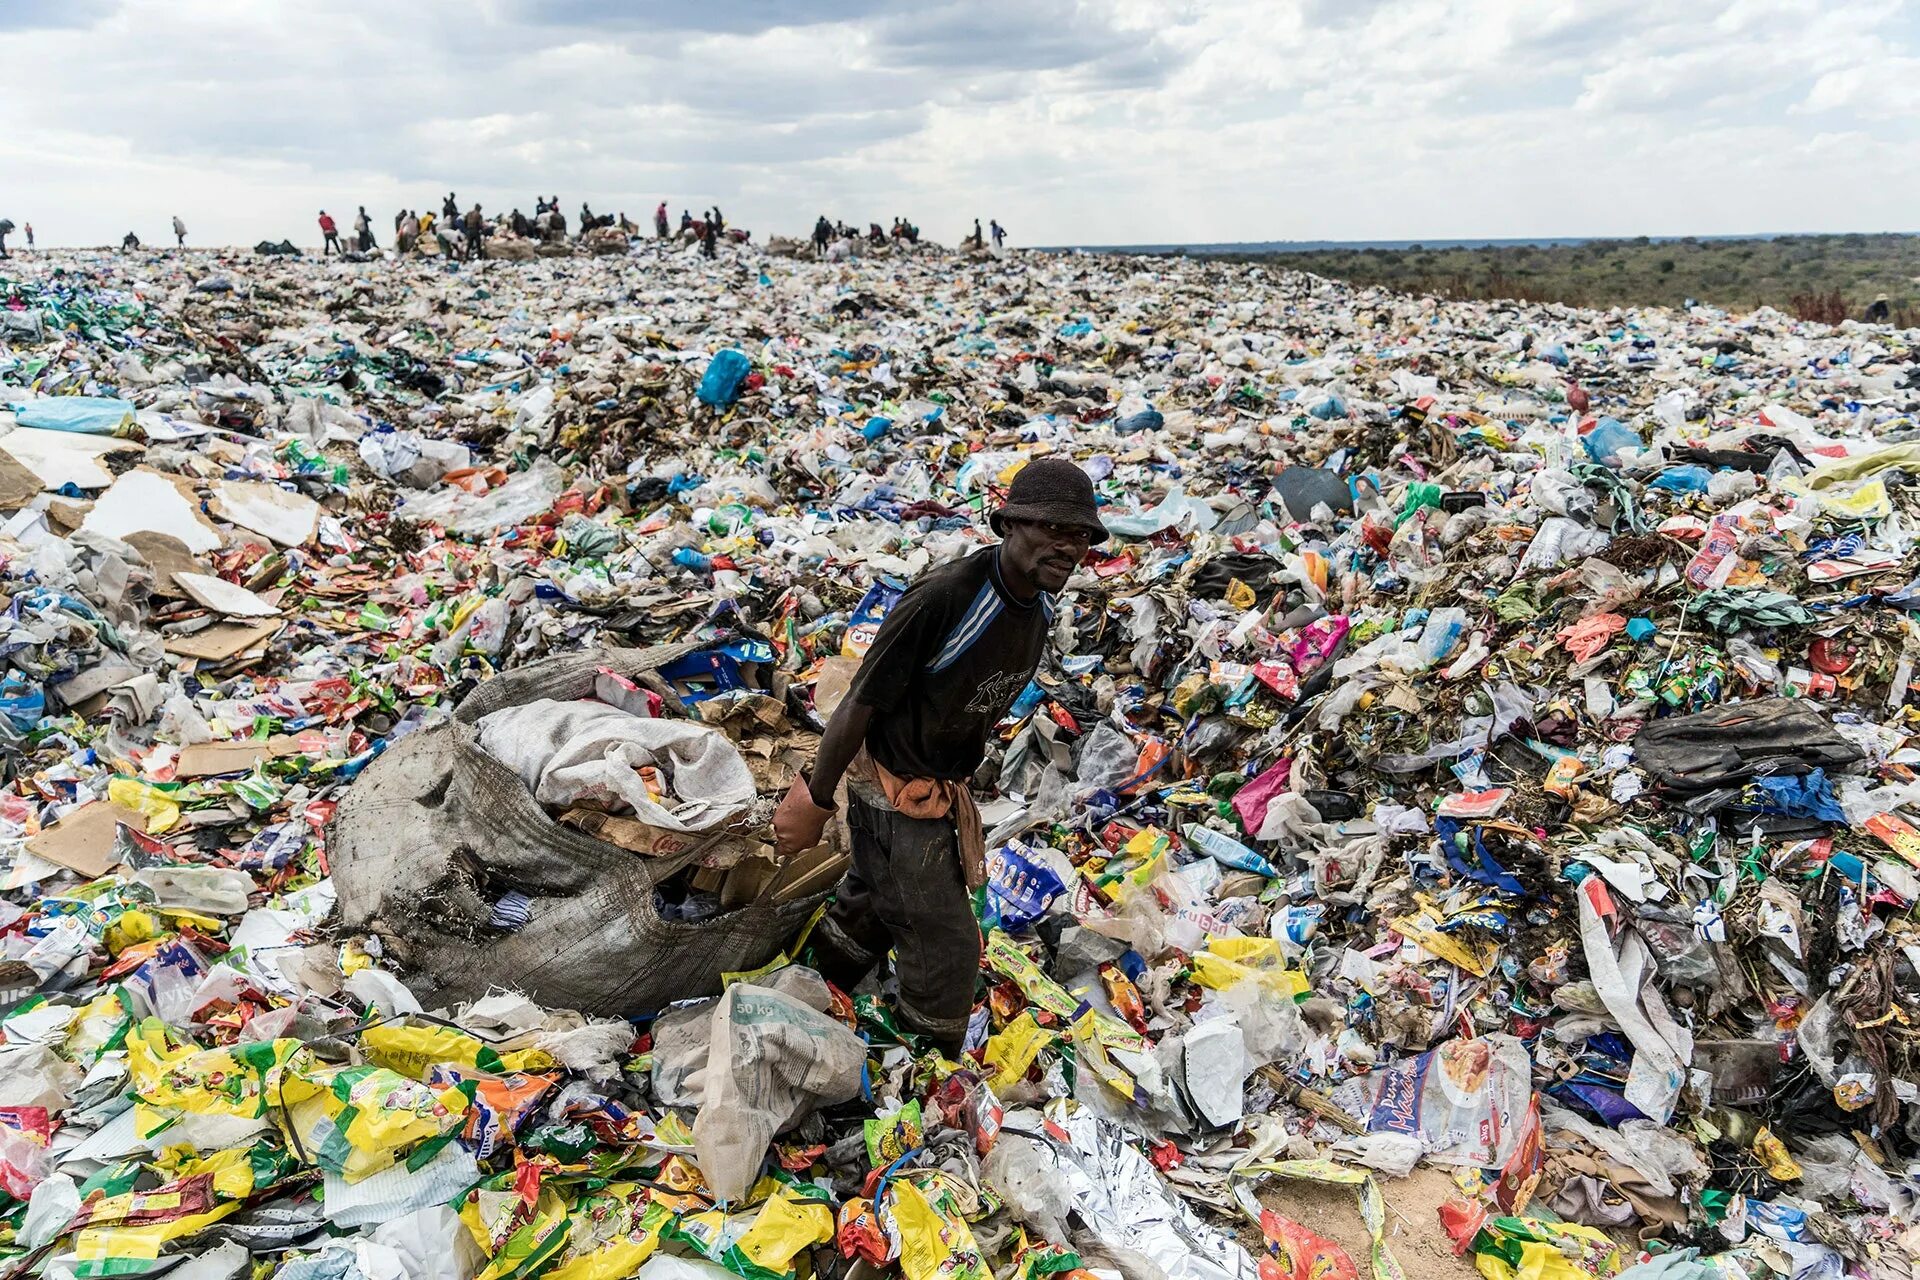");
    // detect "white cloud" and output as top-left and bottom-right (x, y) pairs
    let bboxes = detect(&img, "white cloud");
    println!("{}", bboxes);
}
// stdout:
(1, 0), (1915, 248)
